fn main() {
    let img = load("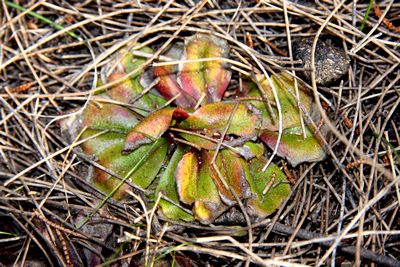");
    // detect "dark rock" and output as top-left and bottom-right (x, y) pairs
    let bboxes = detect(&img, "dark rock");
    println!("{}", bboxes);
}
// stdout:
(293, 38), (349, 86)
